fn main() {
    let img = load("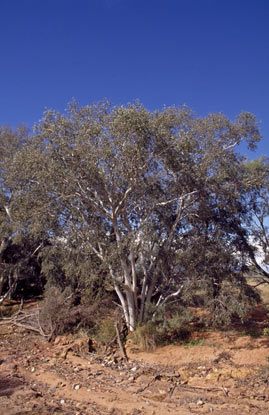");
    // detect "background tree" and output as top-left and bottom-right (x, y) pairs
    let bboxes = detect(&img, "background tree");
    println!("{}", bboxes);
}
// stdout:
(0, 125), (44, 301)
(238, 156), (269, 286)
